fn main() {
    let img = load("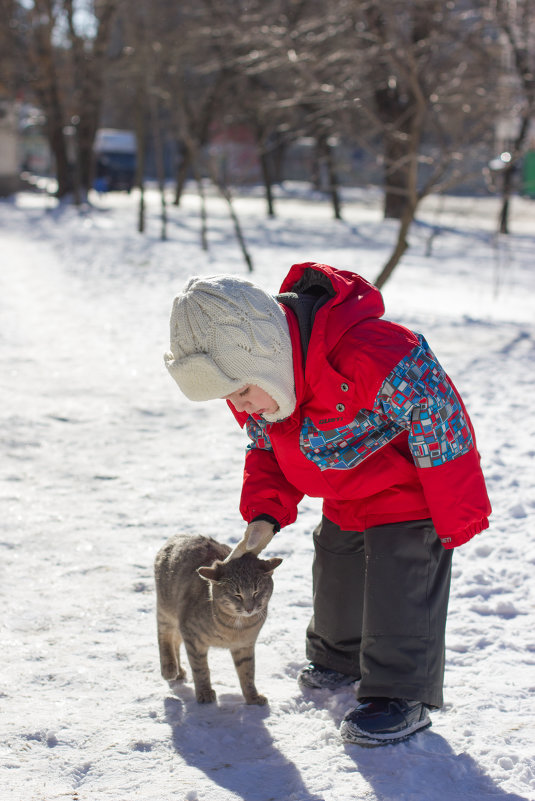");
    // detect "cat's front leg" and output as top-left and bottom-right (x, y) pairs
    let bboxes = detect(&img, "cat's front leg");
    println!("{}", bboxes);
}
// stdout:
(184, 640), (216, 703)
(231, 646), (267, 705)
(156, 613), (186, 682)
